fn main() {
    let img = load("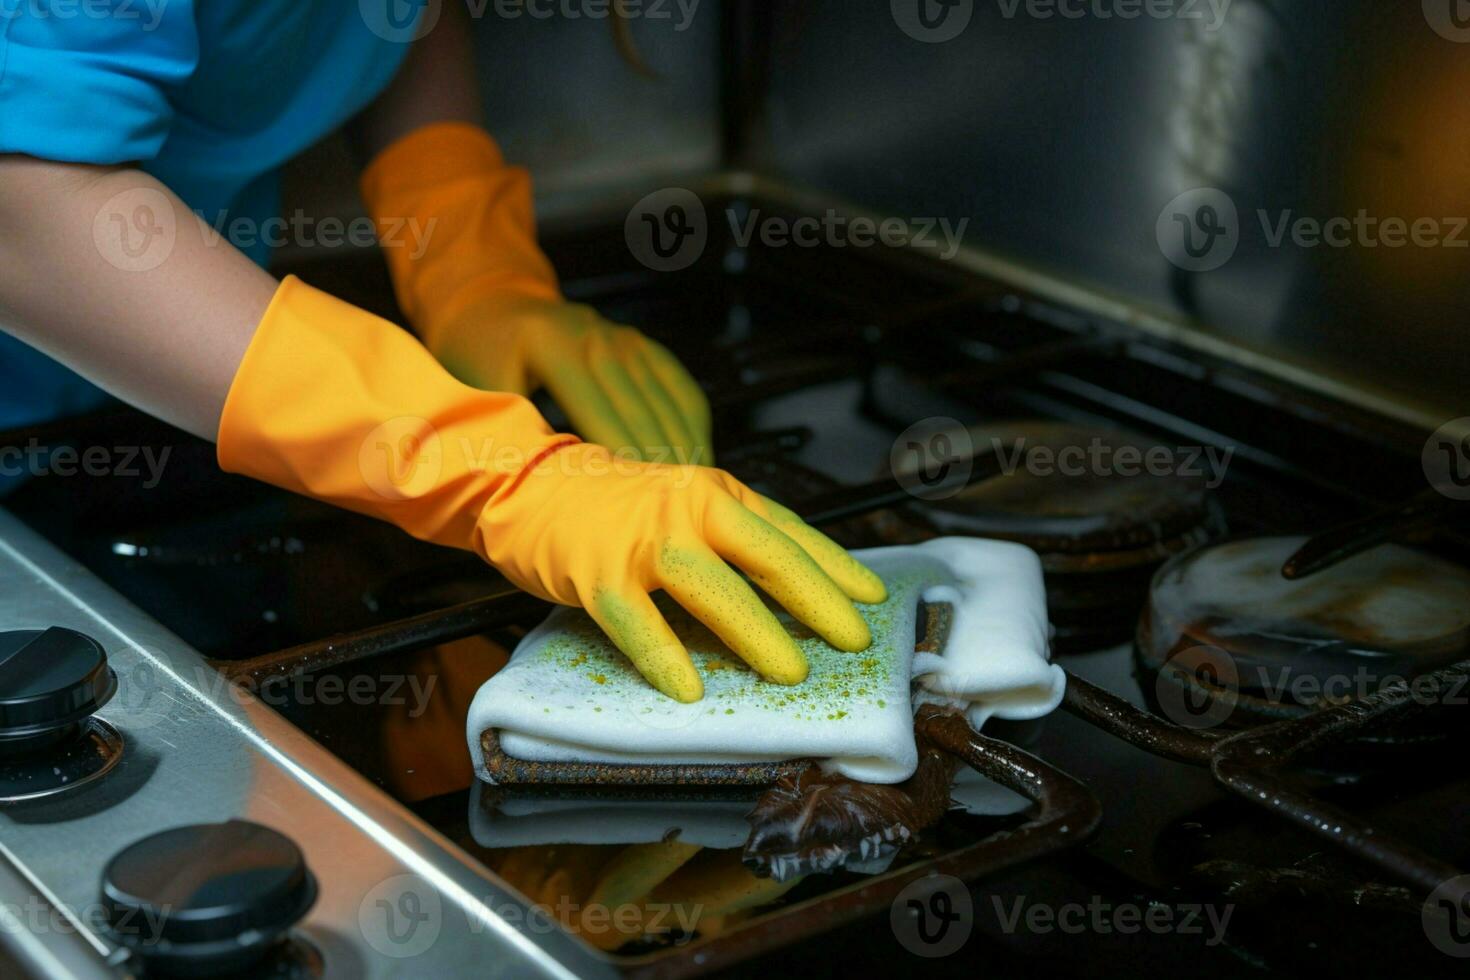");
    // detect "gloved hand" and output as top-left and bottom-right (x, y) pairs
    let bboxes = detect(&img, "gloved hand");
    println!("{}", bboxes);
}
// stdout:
(218, 277), (886, 702)
(479, 442), (886, 701)
(360, 122), (711, 463)
(491, 843), (800, 952)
